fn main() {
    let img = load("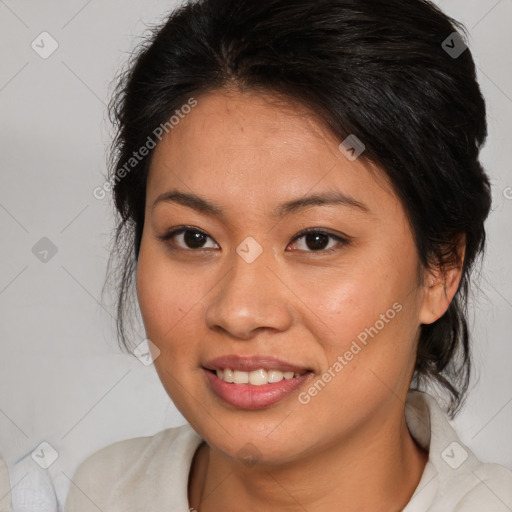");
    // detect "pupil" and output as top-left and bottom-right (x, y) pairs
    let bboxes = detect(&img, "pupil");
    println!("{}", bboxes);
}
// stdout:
(185, 230), (206, 248)
(306, 233), (328, 251)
